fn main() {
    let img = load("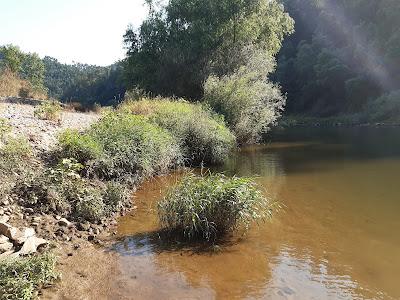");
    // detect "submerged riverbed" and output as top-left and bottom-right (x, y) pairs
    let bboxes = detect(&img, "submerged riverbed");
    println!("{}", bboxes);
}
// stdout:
(47, 127), (400, 299)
